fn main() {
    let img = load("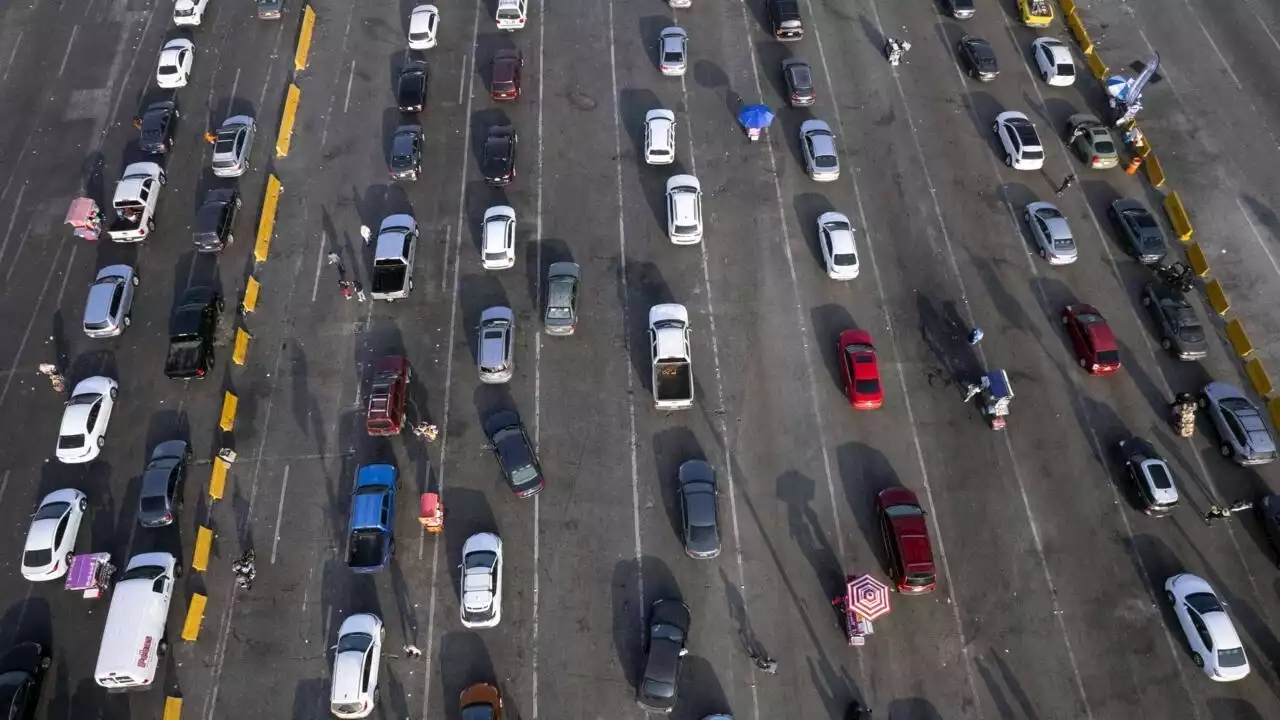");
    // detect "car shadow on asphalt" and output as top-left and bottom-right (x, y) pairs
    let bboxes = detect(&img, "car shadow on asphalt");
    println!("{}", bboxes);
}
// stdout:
(836, 443), (900, 574)
(290, 677), (329, 720)
(975, 648), (1047, 720)
(776, 469), (844, 602)
(793, 192), (834, 277)
(612, 556), (680, 691)
(674, 655), (728, 720)
(441, 487), (498, 607)
(437, 631), (497, 719)
(652, 427), (703, 543)
(621, 260), (674, 395)
(809, 303), (854, 394)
